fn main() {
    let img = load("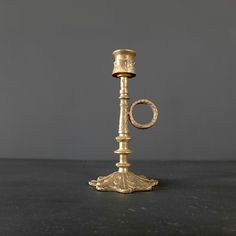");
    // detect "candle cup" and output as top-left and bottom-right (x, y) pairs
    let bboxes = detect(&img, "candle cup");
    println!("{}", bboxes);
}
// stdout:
(112, 49), (136, 78)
